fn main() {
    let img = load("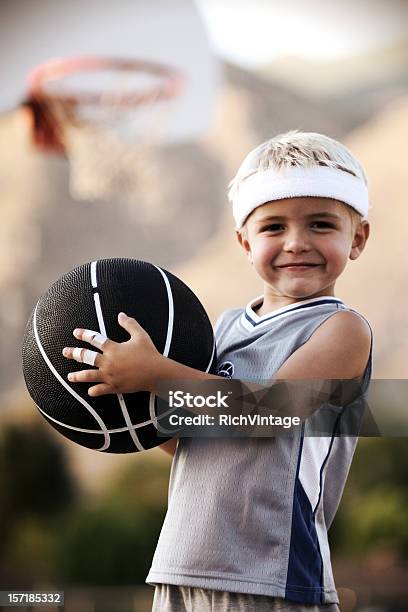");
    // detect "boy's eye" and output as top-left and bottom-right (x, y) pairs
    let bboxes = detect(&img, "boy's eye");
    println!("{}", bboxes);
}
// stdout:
(310, 221), (335, 229)
(262, 224), (284, 232)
